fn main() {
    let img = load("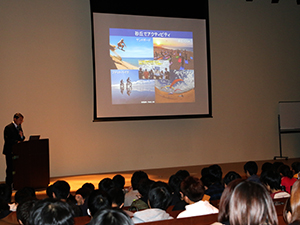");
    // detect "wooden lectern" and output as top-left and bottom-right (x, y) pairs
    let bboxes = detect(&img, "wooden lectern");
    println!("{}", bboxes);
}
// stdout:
(12, 139), (50, 190)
